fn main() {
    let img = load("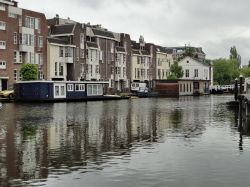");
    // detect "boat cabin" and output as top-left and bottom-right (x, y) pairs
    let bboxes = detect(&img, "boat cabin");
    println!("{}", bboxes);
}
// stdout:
(14, 81), (109, 102)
